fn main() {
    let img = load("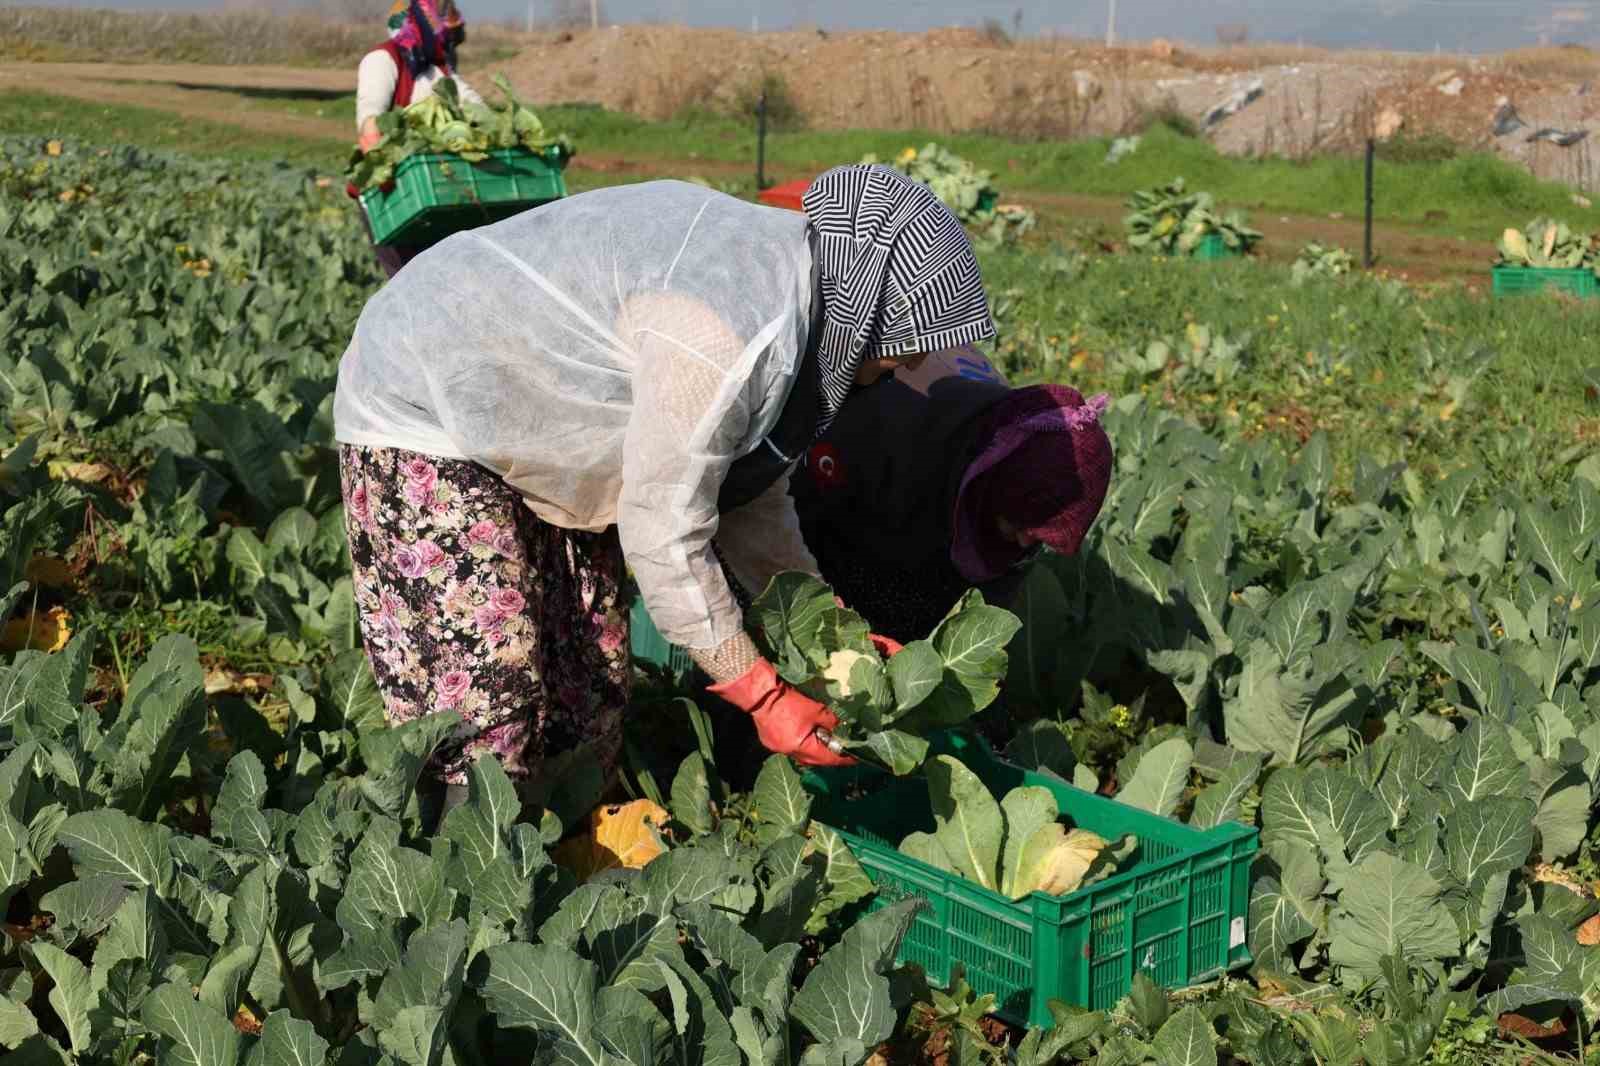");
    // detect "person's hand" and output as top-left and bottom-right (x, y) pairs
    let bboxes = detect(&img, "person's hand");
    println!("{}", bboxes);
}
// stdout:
(708, 659), (854, 767)
(358, 126), (383, 154)
(870, 634), (904, 658)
